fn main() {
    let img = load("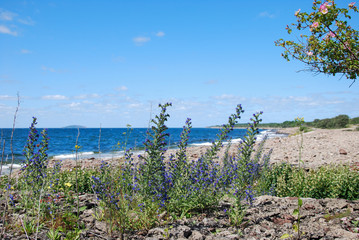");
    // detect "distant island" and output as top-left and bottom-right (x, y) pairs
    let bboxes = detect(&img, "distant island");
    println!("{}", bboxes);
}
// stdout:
(62, 125), (87, 129)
